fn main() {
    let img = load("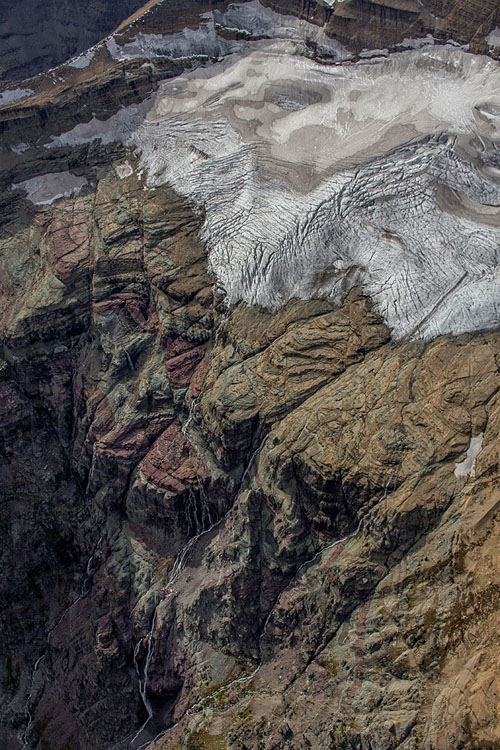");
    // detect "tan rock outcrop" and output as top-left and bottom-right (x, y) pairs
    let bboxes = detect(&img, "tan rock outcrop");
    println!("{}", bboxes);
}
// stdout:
(0, 2), (500, 750)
